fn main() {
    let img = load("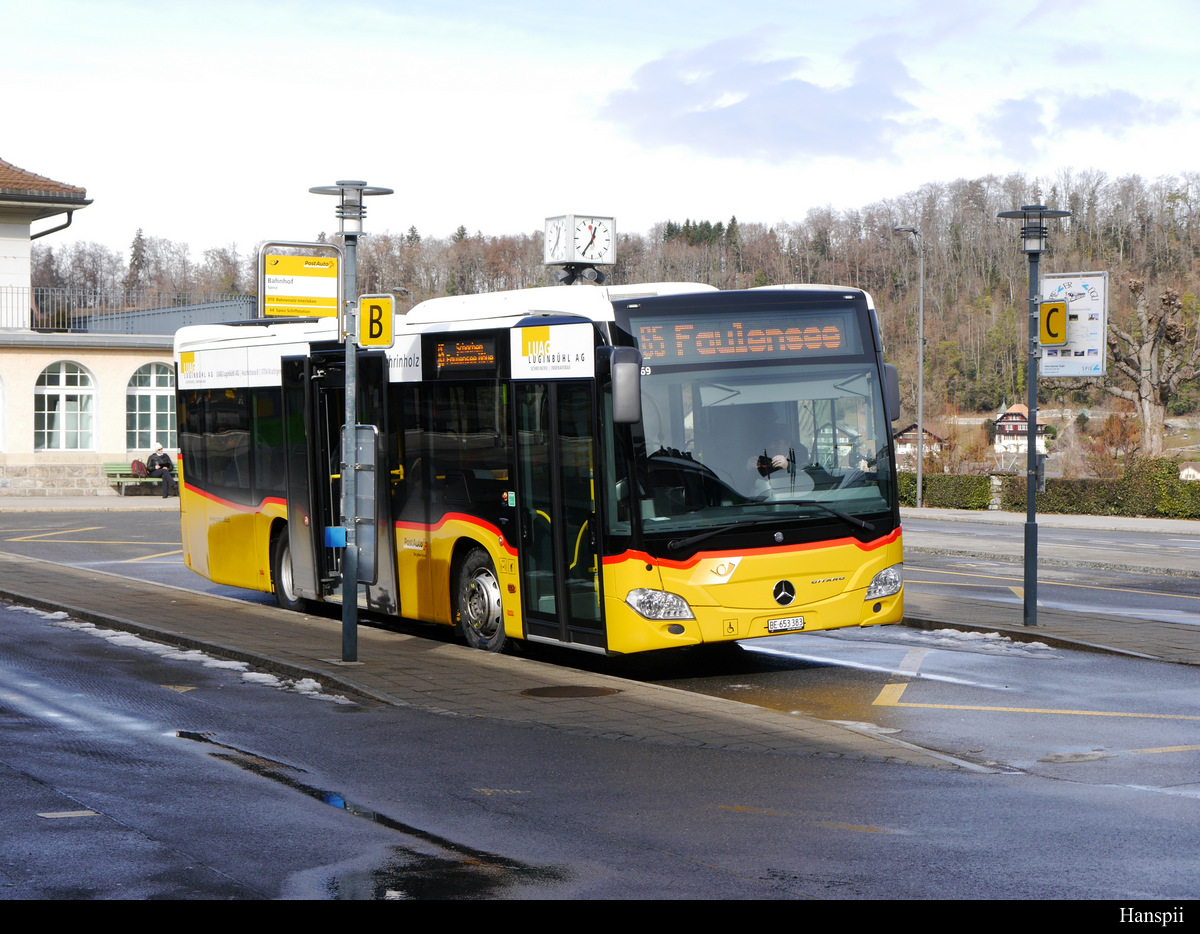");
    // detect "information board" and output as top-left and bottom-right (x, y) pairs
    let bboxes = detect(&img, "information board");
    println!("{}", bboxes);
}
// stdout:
(1039, 272), (1109, 378)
